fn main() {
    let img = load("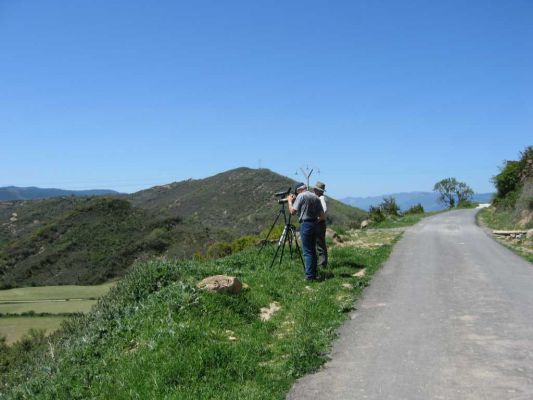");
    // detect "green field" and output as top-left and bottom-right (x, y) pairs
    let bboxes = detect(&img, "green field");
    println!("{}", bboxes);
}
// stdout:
(0, 299), (97, 315)
(0, 317), (65, 345)
(0, 282), (115, 302)
(0, 282), (115, 344)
